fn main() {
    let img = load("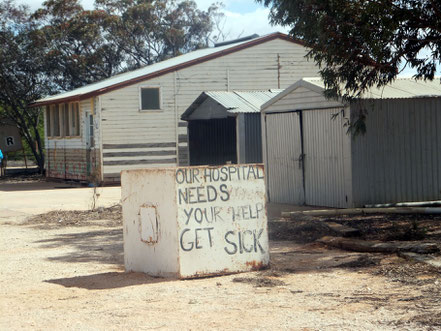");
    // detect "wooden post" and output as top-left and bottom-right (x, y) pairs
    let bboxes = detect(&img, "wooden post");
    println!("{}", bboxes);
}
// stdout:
(22, 147), (28, 169)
